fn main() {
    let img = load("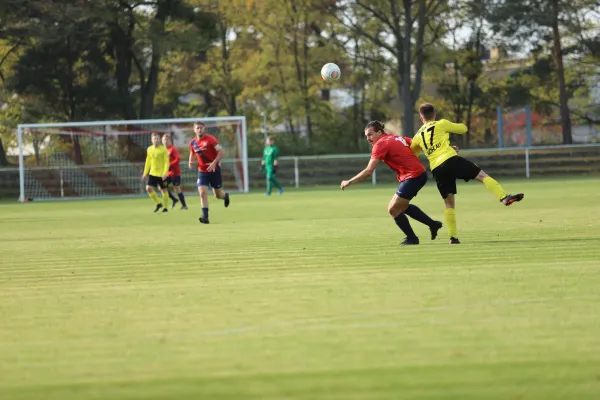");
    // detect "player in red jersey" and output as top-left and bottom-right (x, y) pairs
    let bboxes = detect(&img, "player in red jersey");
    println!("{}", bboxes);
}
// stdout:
(341, 121), (442, 245)
(188, 121), (230, 224)
(162, 134), (188, 210)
